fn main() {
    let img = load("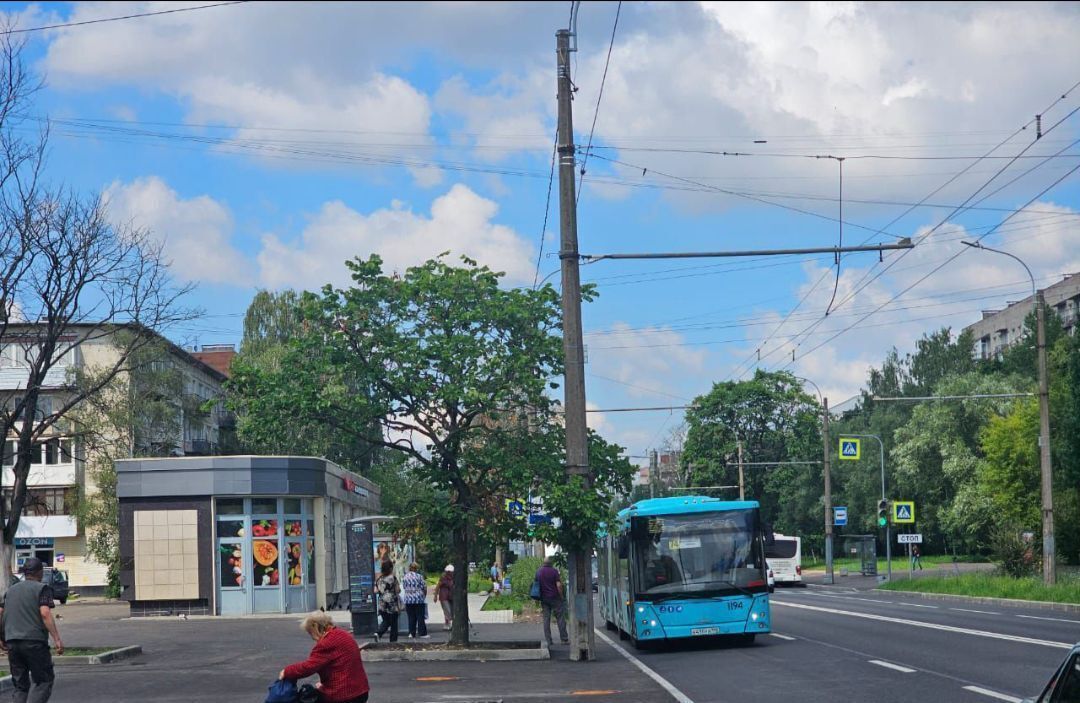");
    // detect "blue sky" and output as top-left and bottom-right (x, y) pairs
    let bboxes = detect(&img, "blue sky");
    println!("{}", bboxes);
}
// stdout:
(4, 1), (1080, 463)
